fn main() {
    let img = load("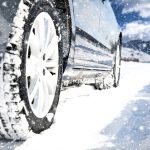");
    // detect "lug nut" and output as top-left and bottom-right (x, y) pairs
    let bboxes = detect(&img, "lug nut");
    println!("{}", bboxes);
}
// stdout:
(43, 69), (46, 75)
(43, 54), (46, 60)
